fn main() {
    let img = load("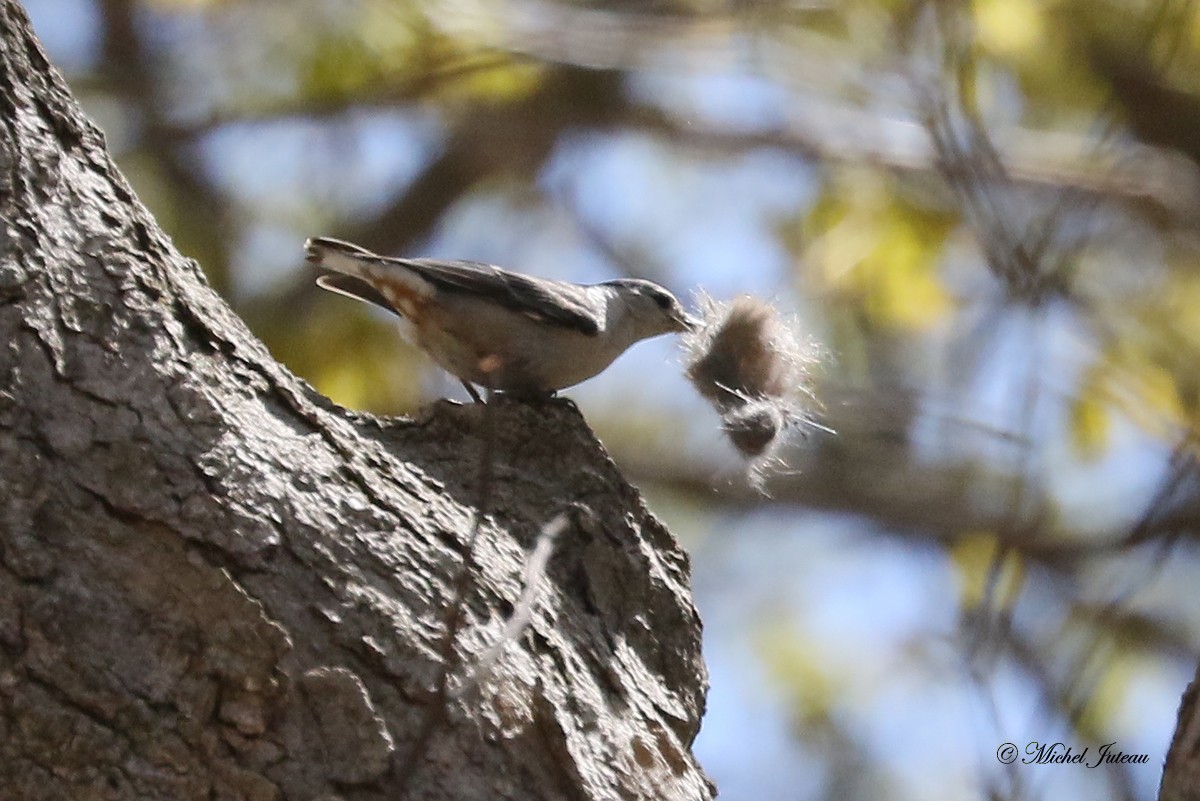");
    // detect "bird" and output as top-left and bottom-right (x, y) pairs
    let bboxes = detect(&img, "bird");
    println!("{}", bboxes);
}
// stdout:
(304, 237), (698, 401)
